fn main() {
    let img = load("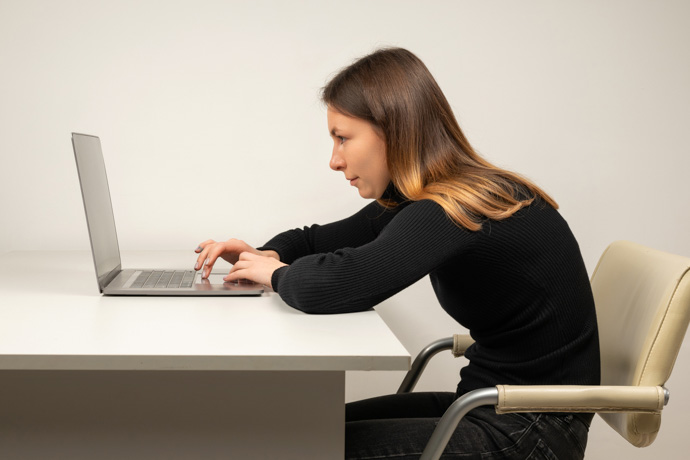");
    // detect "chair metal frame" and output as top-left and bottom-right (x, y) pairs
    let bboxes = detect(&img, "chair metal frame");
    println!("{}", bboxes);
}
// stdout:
(398, 336), (671, 460)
